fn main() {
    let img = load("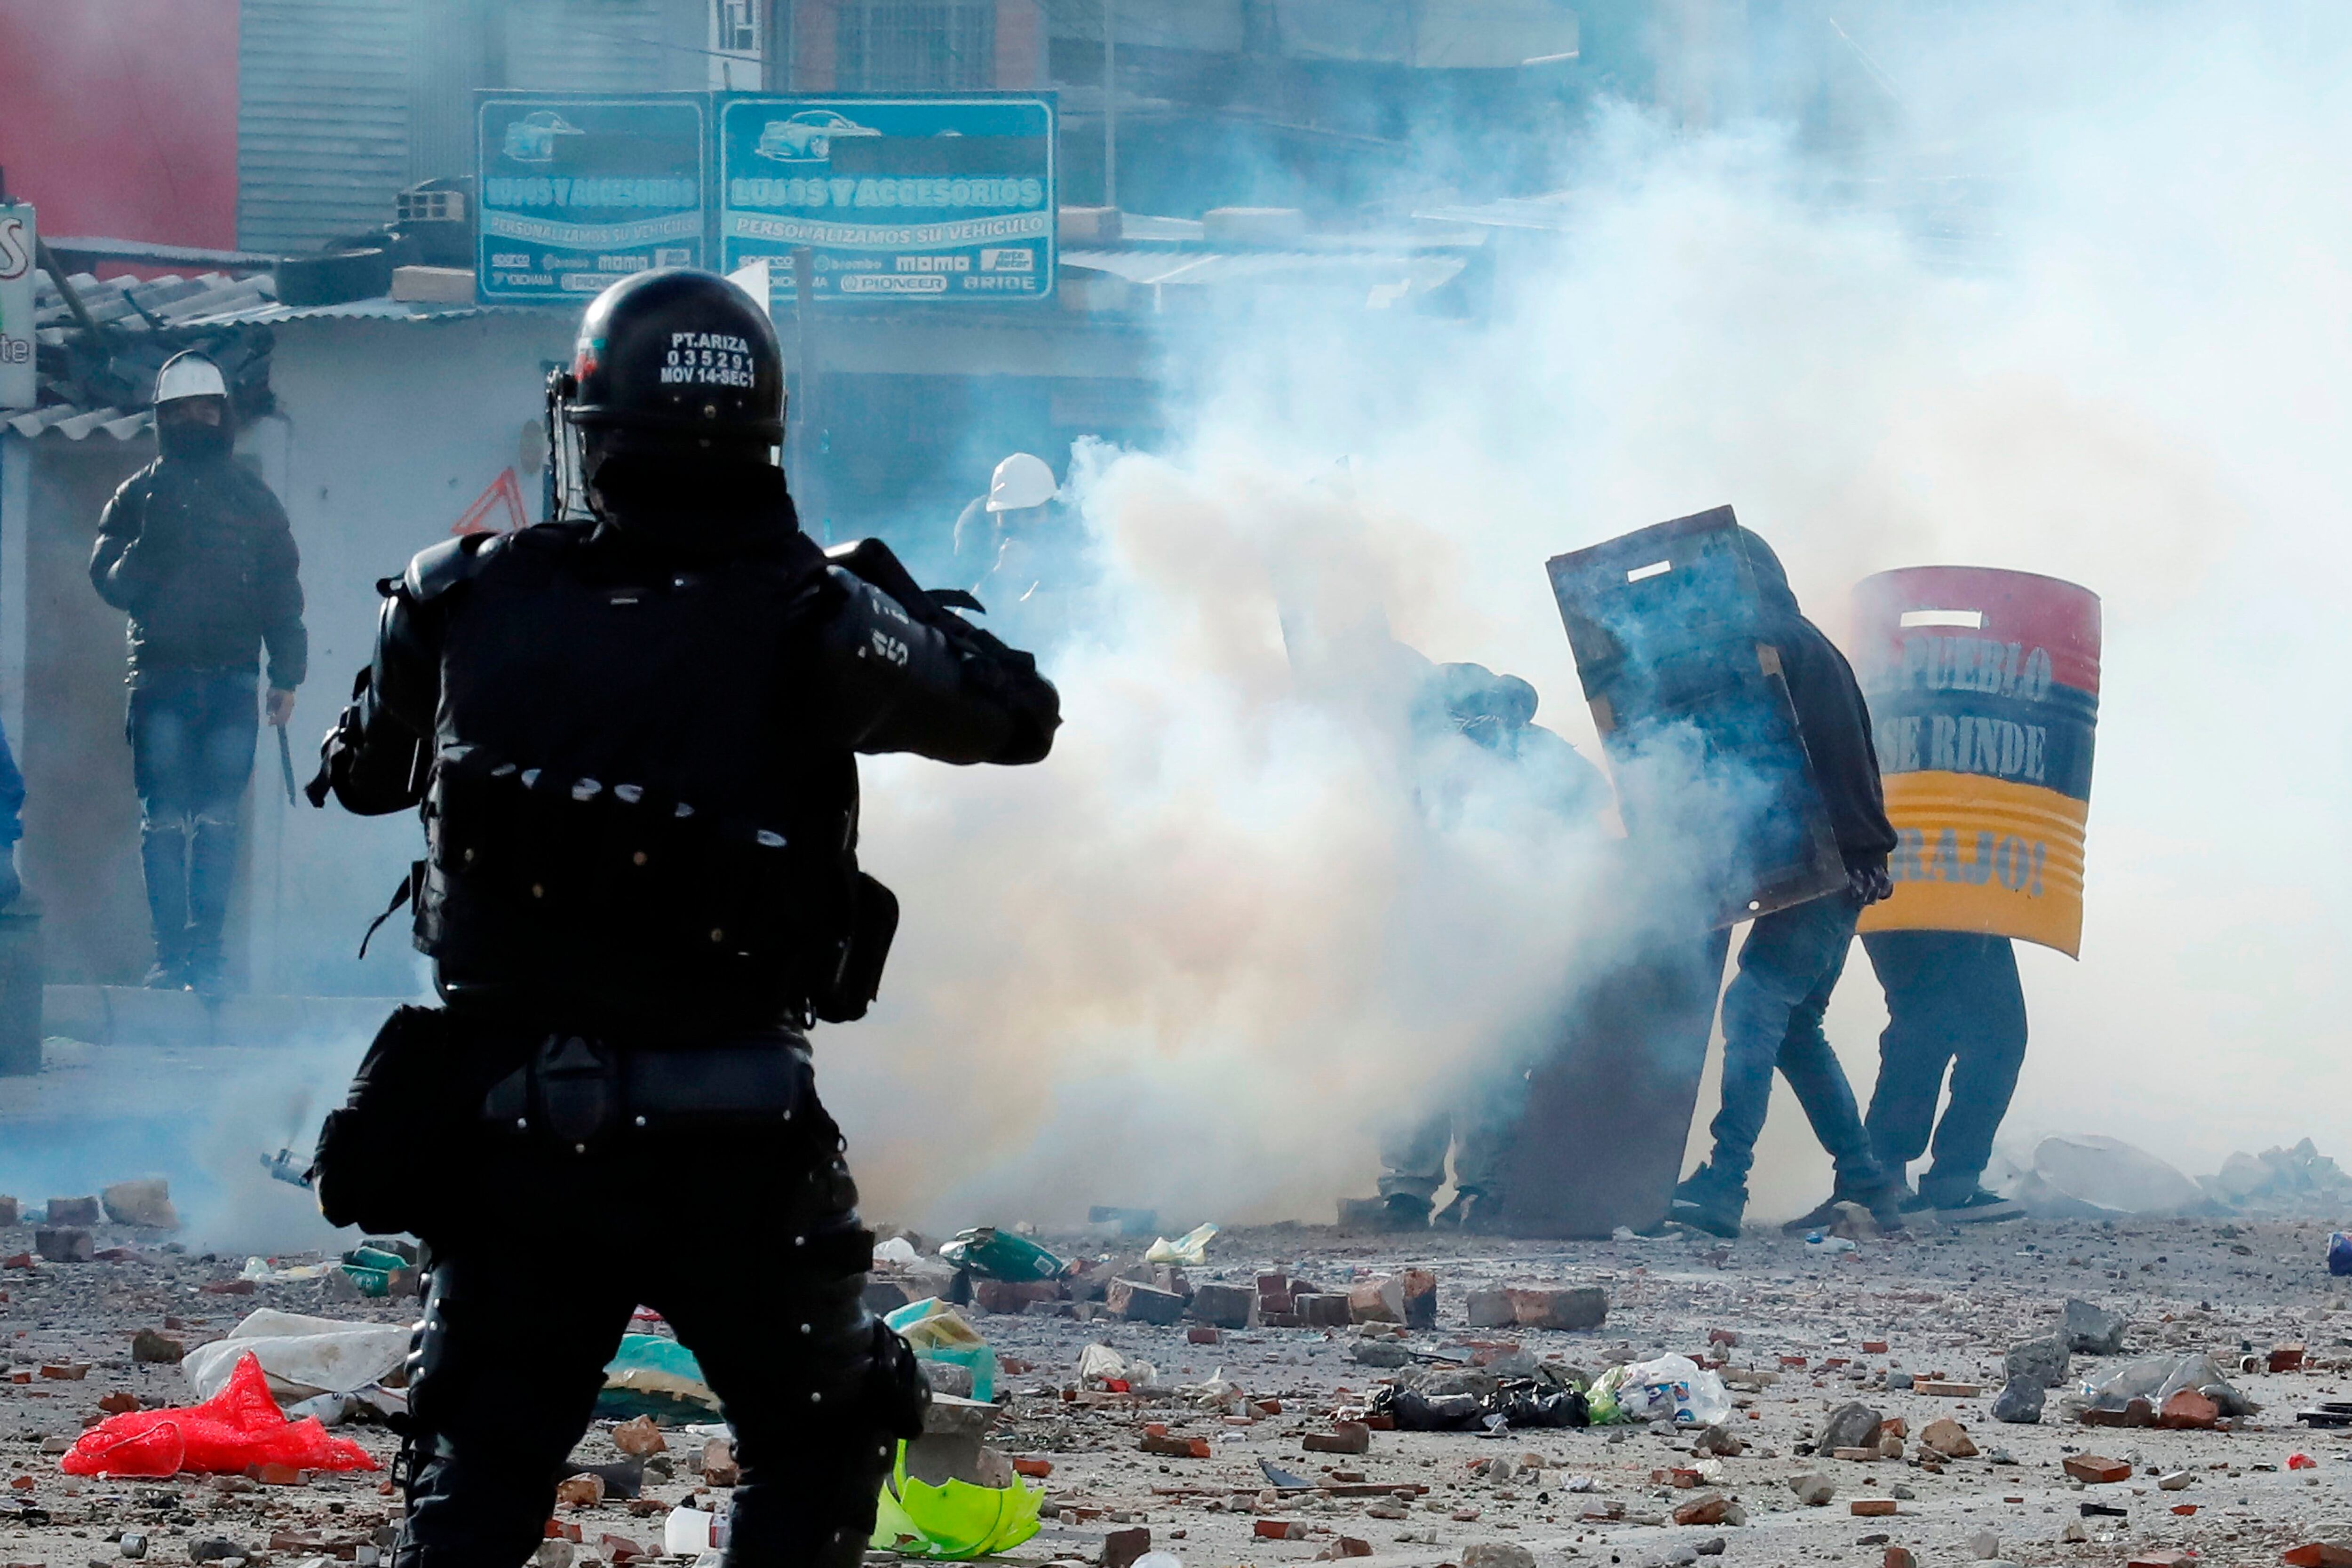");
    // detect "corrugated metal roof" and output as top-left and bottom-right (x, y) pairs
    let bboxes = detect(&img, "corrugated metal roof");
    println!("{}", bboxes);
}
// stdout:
(34, 271), (278, 341)
(13, 270), (552, 442)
